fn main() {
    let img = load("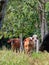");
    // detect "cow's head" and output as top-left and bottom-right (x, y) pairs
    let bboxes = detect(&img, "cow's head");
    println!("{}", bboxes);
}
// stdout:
(32, 34), (38, 44)
(7, 39), (13, 43)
